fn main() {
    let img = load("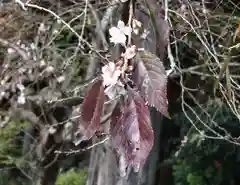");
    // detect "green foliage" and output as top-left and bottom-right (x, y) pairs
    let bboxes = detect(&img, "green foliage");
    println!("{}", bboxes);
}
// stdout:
(0, 171), (10, 185)
(172, 101), (240, 185)
(0, 119), (27, 163)
(55, 168), (88, 185)
(0, 119), (28, 185)
(173, 158), (222, 185)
